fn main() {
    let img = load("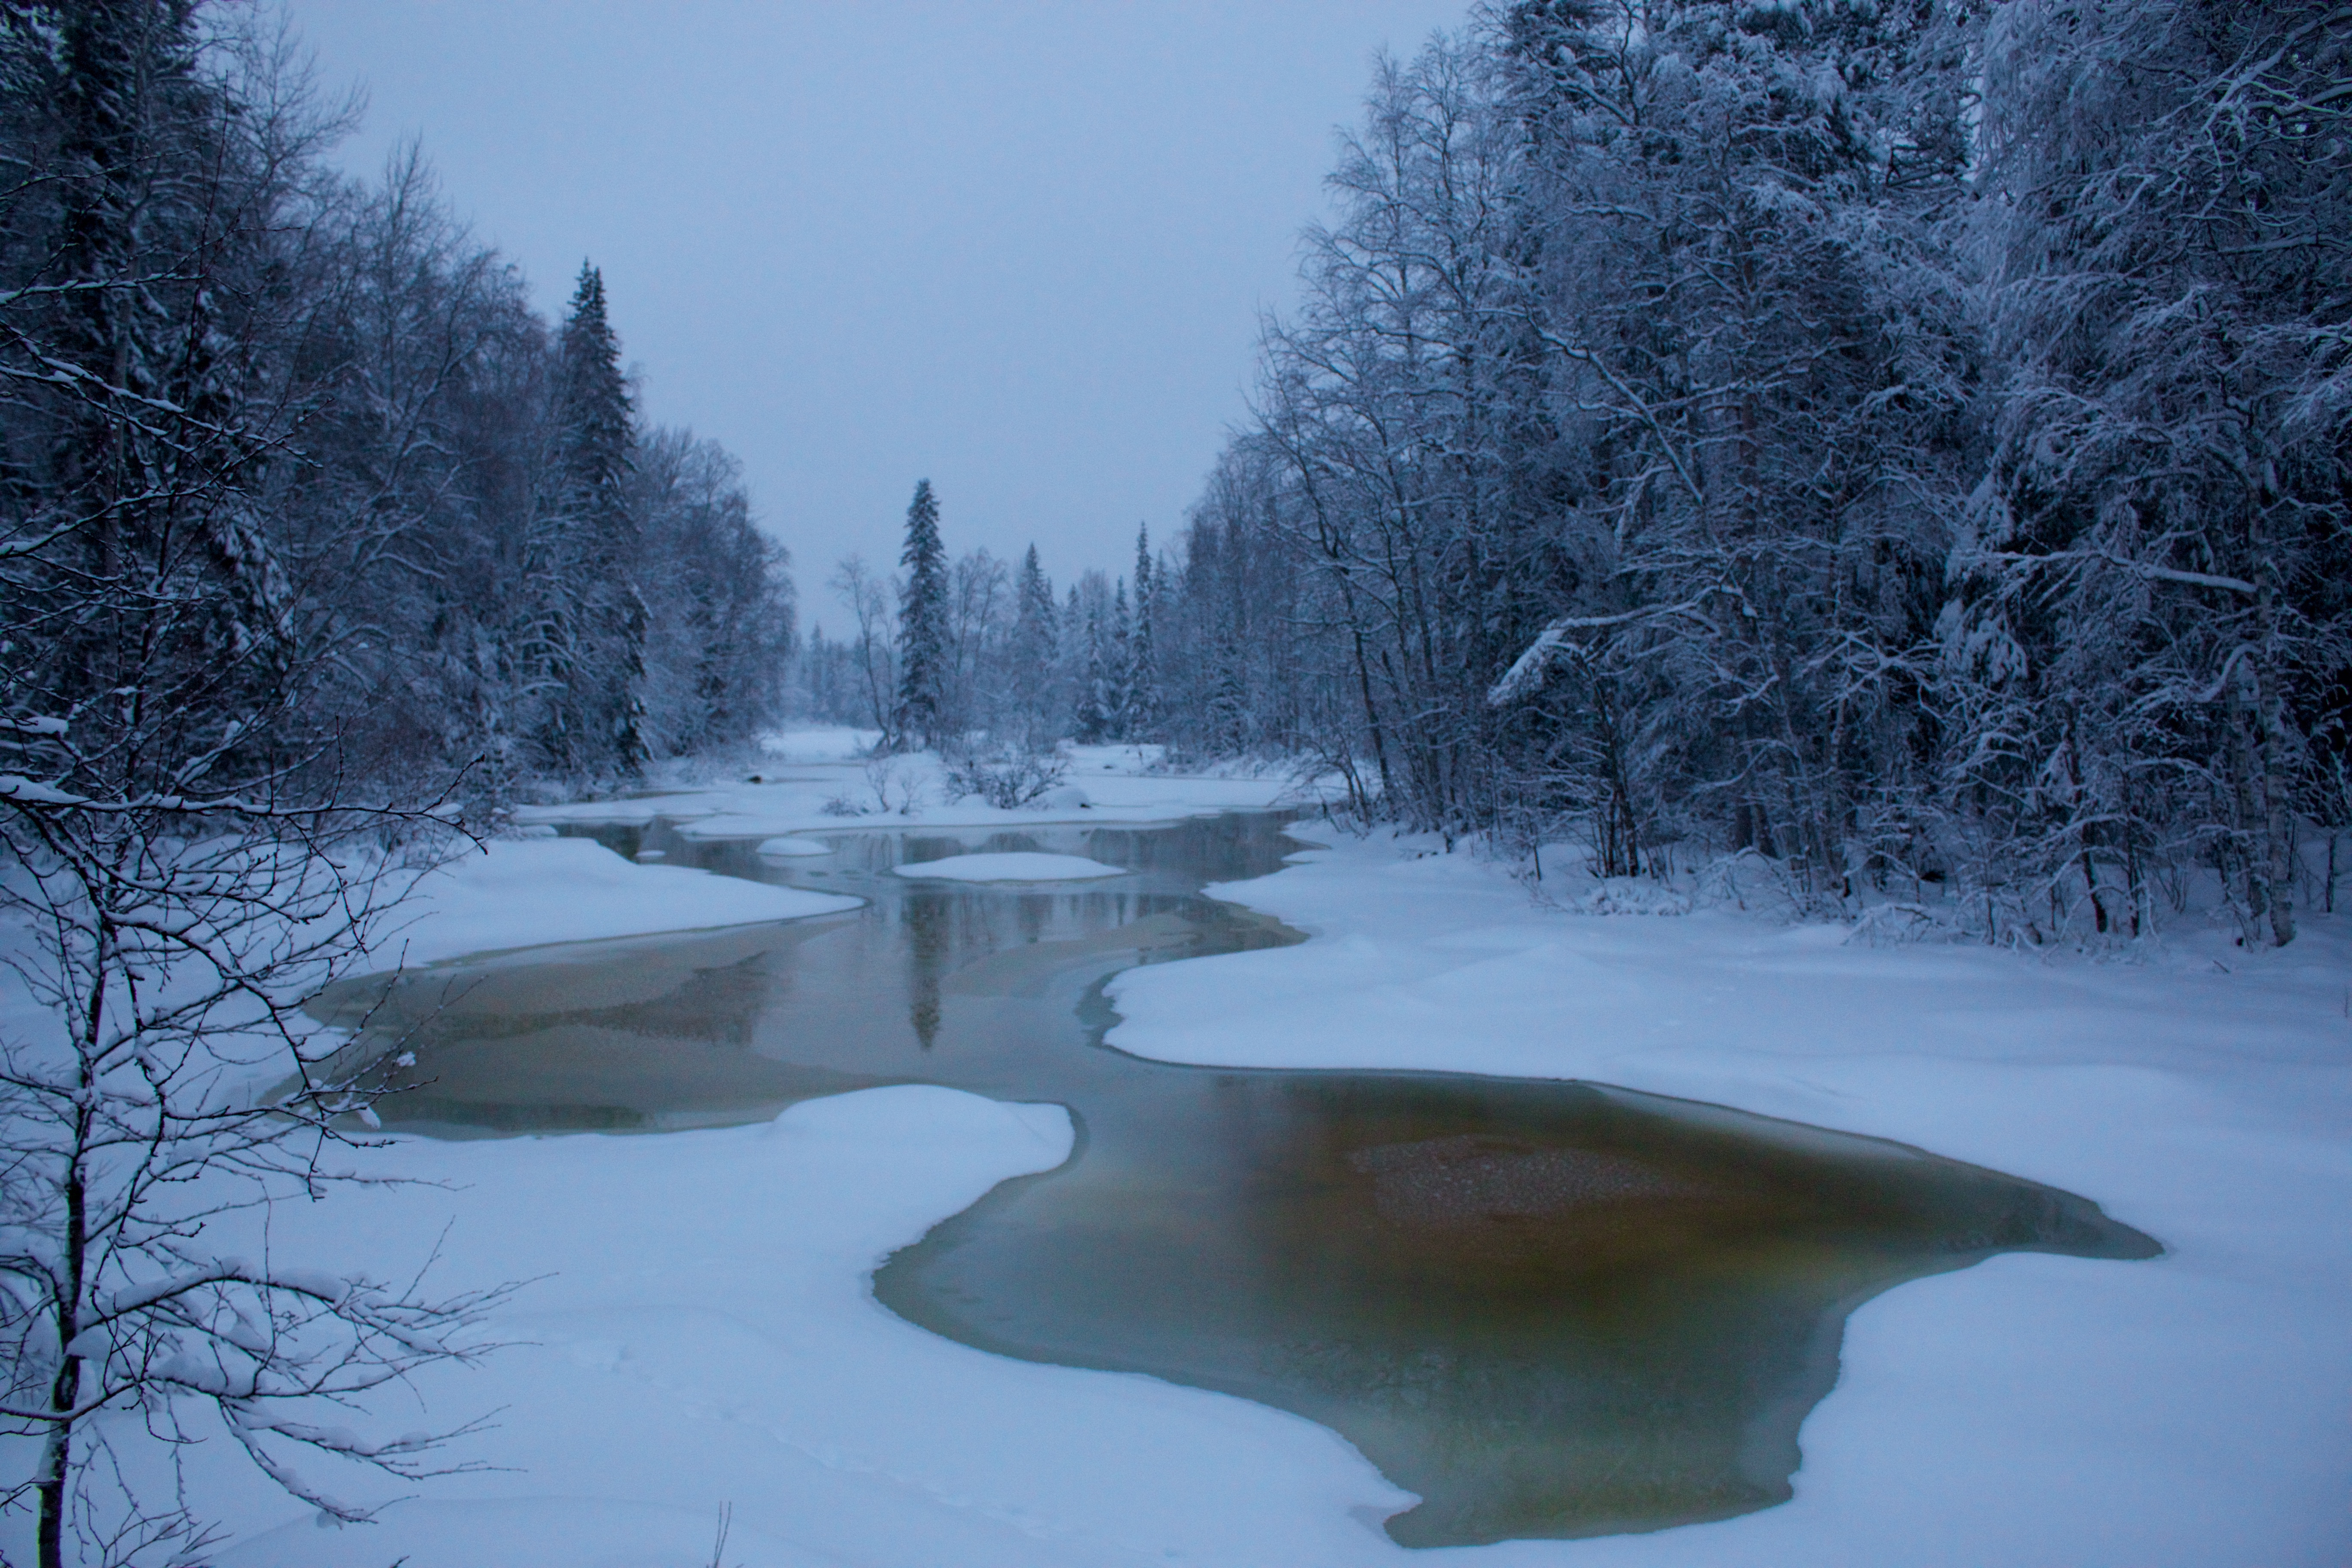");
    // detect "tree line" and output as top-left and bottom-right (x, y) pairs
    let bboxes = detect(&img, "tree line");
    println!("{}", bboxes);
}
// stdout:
(1, 7), (795, 818)
(0, 5), (789, 1561)
(800, 484), (1170, 756)
(1115, 0), (2346, 948)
